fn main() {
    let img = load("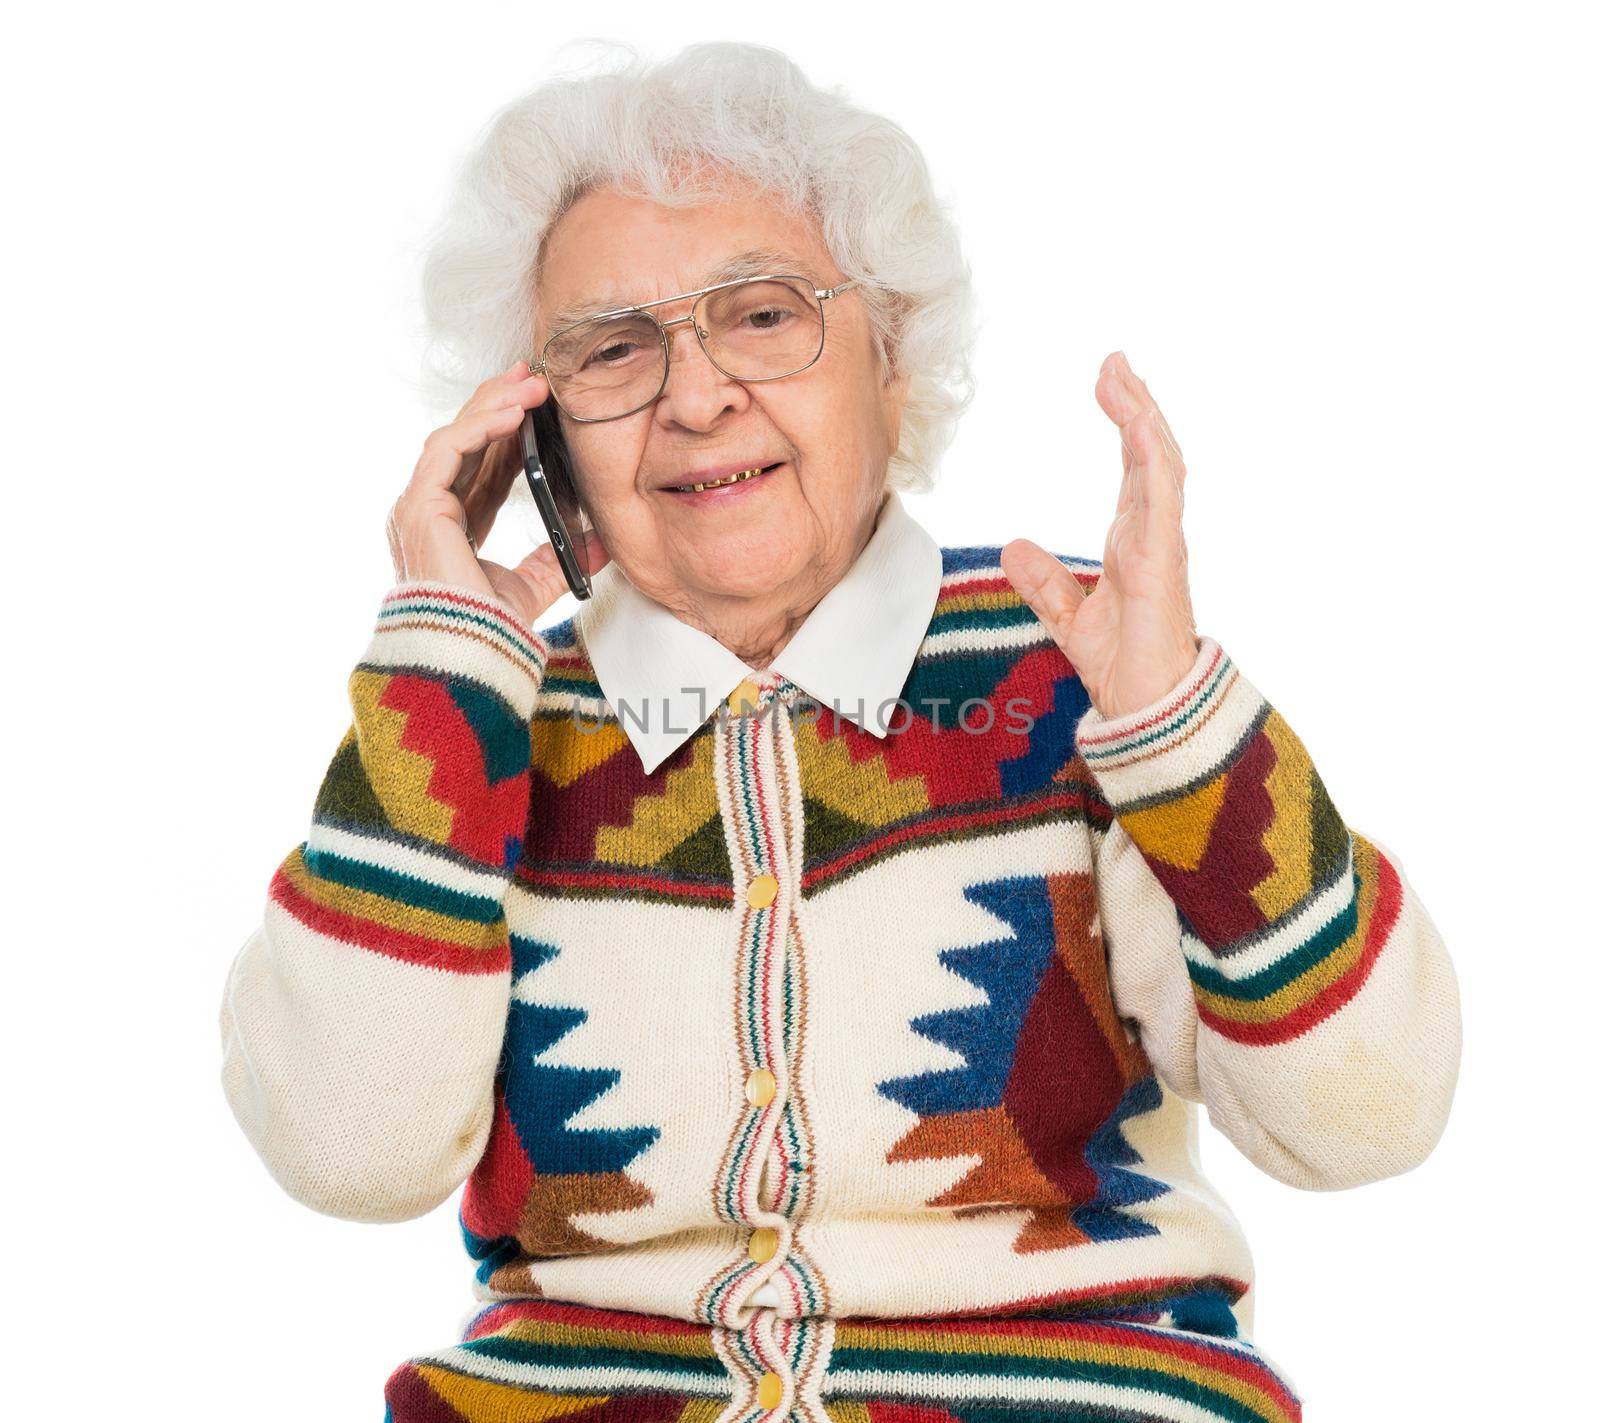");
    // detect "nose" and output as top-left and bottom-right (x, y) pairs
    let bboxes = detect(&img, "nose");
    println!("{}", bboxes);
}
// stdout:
(652, 313), (748, 429)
